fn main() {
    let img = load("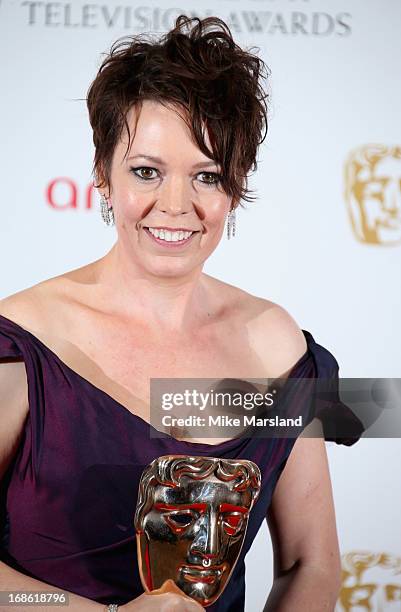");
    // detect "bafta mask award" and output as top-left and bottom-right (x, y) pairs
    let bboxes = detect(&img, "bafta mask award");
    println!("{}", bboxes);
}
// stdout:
(134, 455), (261, 607)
